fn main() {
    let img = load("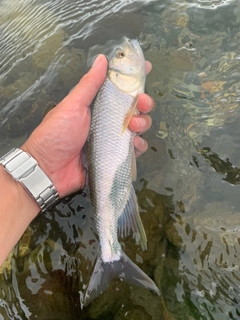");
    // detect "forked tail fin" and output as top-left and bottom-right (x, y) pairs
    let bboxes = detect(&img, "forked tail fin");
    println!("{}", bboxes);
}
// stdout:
(82, 250), (160, 307)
